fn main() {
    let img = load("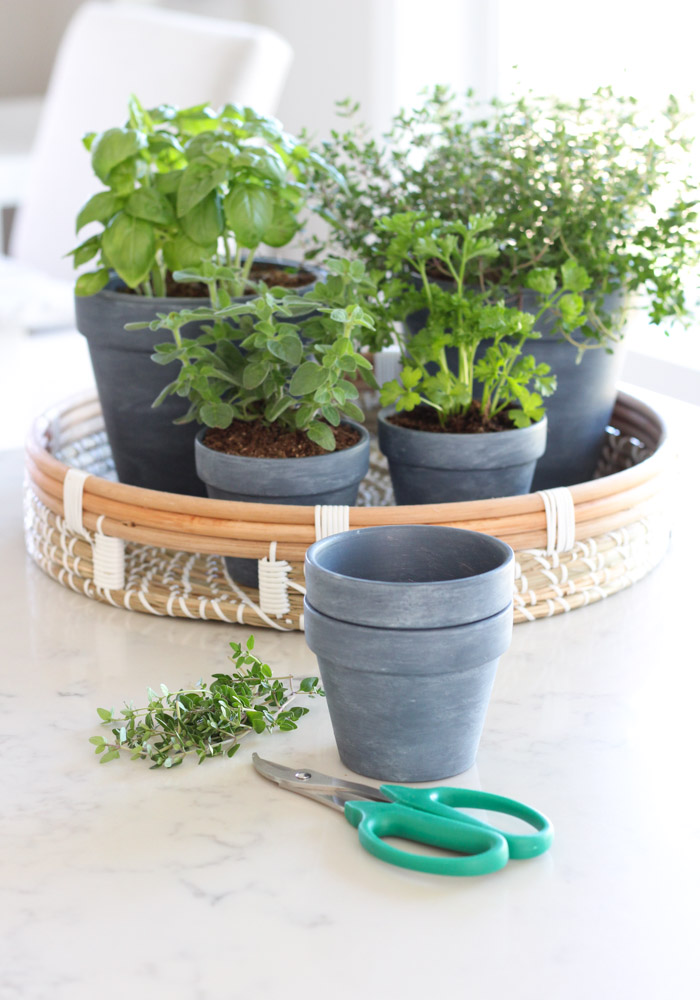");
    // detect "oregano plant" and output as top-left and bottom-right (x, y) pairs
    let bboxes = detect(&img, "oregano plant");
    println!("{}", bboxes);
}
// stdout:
(126, 257), (378, 452)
